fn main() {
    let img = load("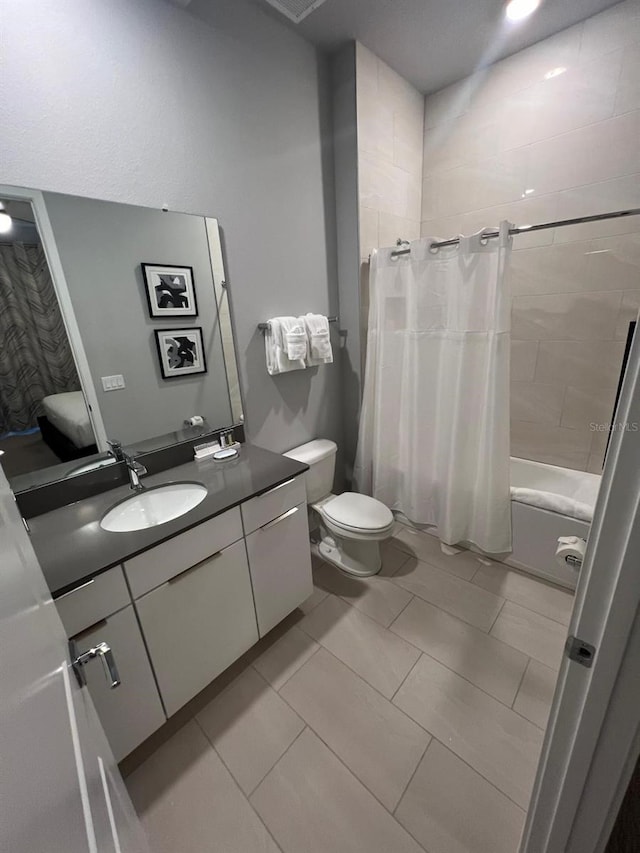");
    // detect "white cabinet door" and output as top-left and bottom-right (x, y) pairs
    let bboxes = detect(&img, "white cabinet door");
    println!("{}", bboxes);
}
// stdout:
(135, 539), (259, 717)
(245, 501), (313, 636)
(73, 605), (166, 761)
